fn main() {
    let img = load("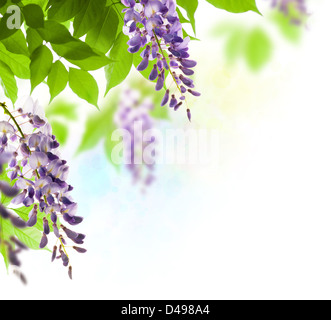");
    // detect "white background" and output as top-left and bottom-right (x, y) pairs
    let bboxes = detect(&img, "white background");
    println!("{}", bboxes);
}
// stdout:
(1, 0), (331, 300)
